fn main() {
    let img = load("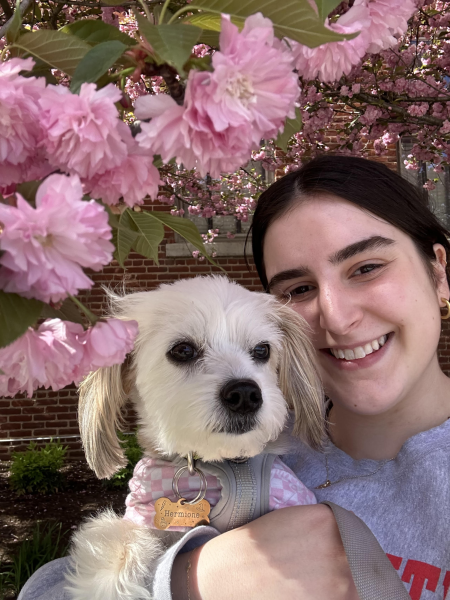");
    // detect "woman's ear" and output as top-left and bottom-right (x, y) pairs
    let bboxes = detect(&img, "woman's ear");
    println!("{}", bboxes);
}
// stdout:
(433, 244), (449, 303)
